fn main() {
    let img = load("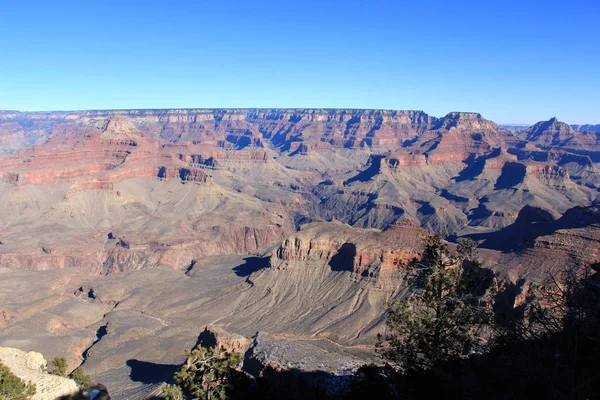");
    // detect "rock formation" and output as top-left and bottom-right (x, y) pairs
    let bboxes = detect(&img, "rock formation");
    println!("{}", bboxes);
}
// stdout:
(524, 117), (600, 150)
(0, 346), (78, 400)
(0, 111), (597, 270)
(0, 108), (599, 397)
